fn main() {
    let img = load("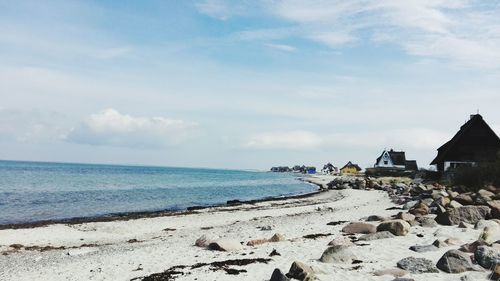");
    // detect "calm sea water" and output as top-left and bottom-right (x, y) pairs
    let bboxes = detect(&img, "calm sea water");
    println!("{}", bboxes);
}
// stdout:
(0, 160), (316, 225)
